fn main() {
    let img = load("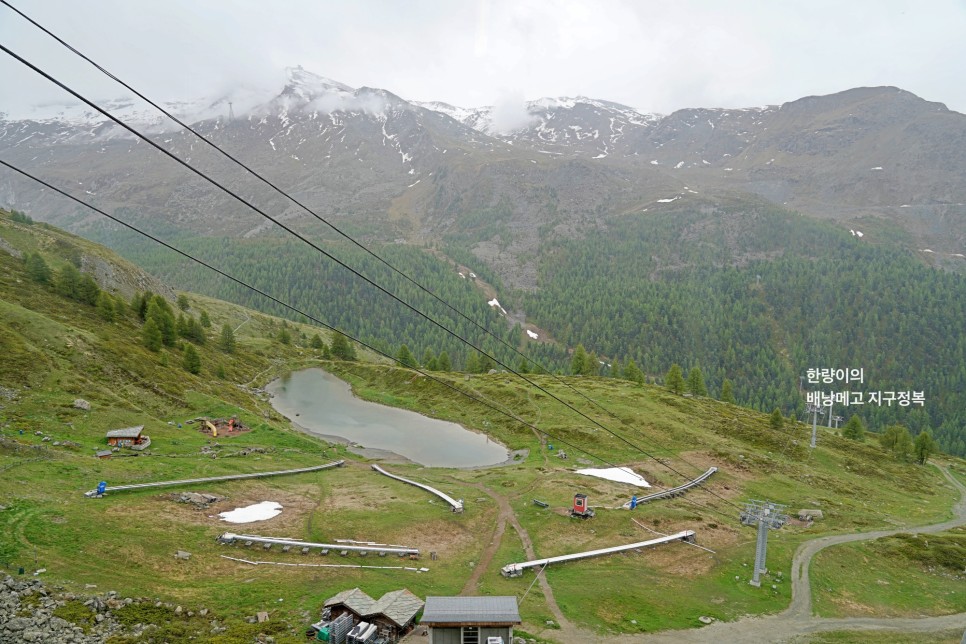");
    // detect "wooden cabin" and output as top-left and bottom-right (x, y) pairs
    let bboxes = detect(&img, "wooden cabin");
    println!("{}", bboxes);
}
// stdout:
(105, 426), (146, 448)
(322, 588), (423, 641)
(420, 596), (521, 644)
